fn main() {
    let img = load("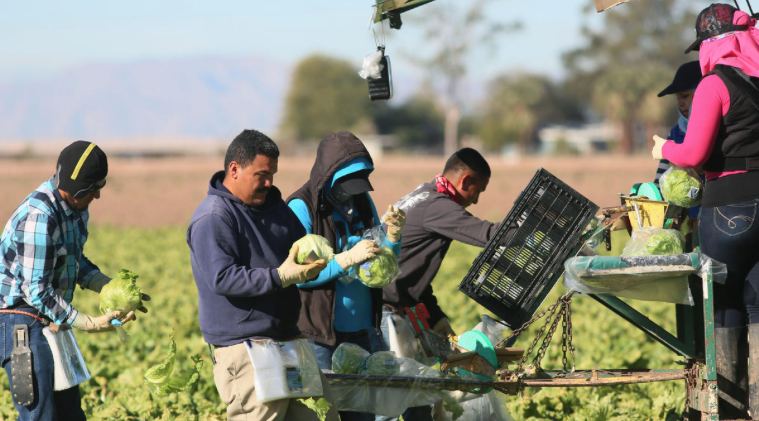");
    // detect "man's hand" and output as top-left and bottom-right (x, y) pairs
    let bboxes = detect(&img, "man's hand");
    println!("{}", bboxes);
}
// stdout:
(433, 317), (456, 338)
(138, 293), (151, 314)
(334, 240), (380, 270)
(72, 311), (128, 333)
(652, 135), (671, 160)
(382, 205), (406, 244)
(278, 245), (327, 288)
(48, 323), (72, 334)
